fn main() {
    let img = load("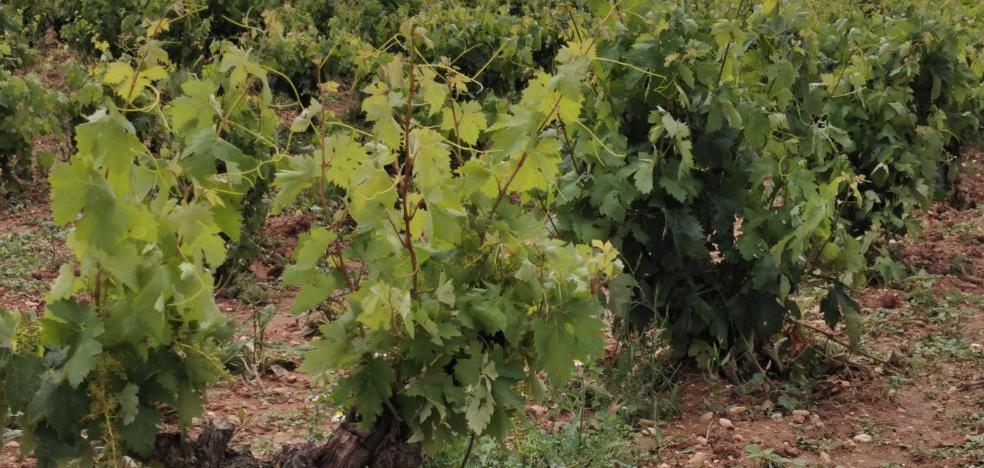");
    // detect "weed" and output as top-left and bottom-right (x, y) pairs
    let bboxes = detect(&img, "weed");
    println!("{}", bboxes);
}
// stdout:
(744, 444), (805, 467)
(851, 417), (884, 438)
(604, 331), (682, 422)
(932, 434), (984, 464)
(903, 274), (940, 310)
(948, 253), (972, 275)
(911, 335), (984, 364)
(427, 412), (639, 467)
